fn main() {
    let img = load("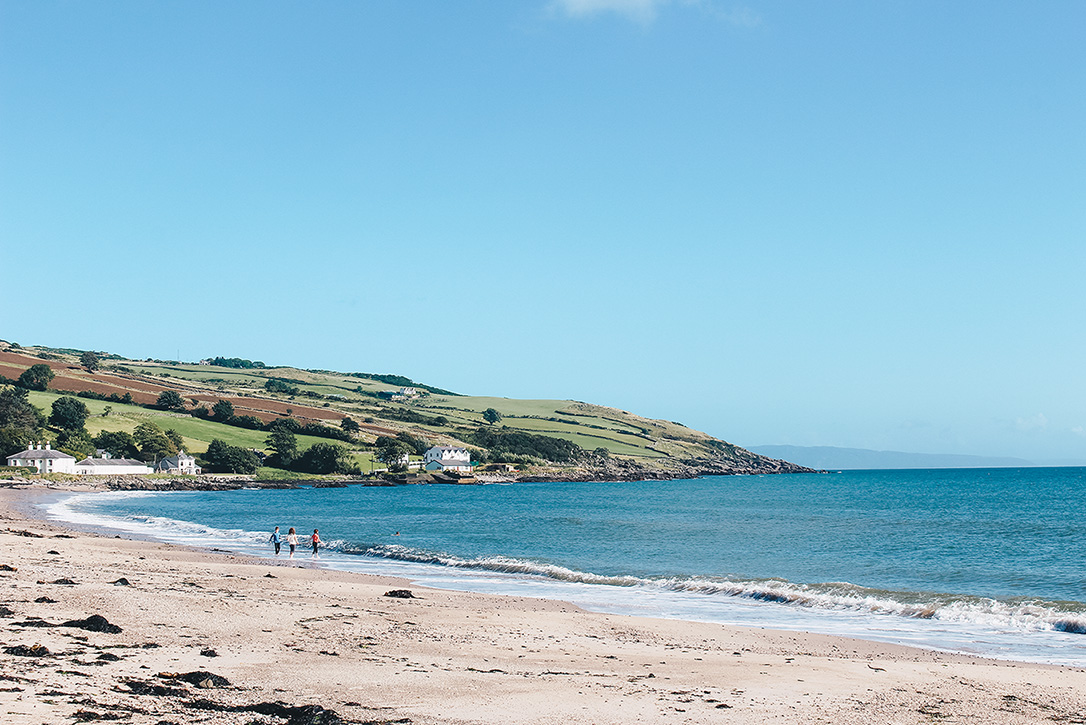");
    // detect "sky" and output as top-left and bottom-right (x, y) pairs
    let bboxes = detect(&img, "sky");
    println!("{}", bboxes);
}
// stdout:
(1, 1), (1084, 463)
